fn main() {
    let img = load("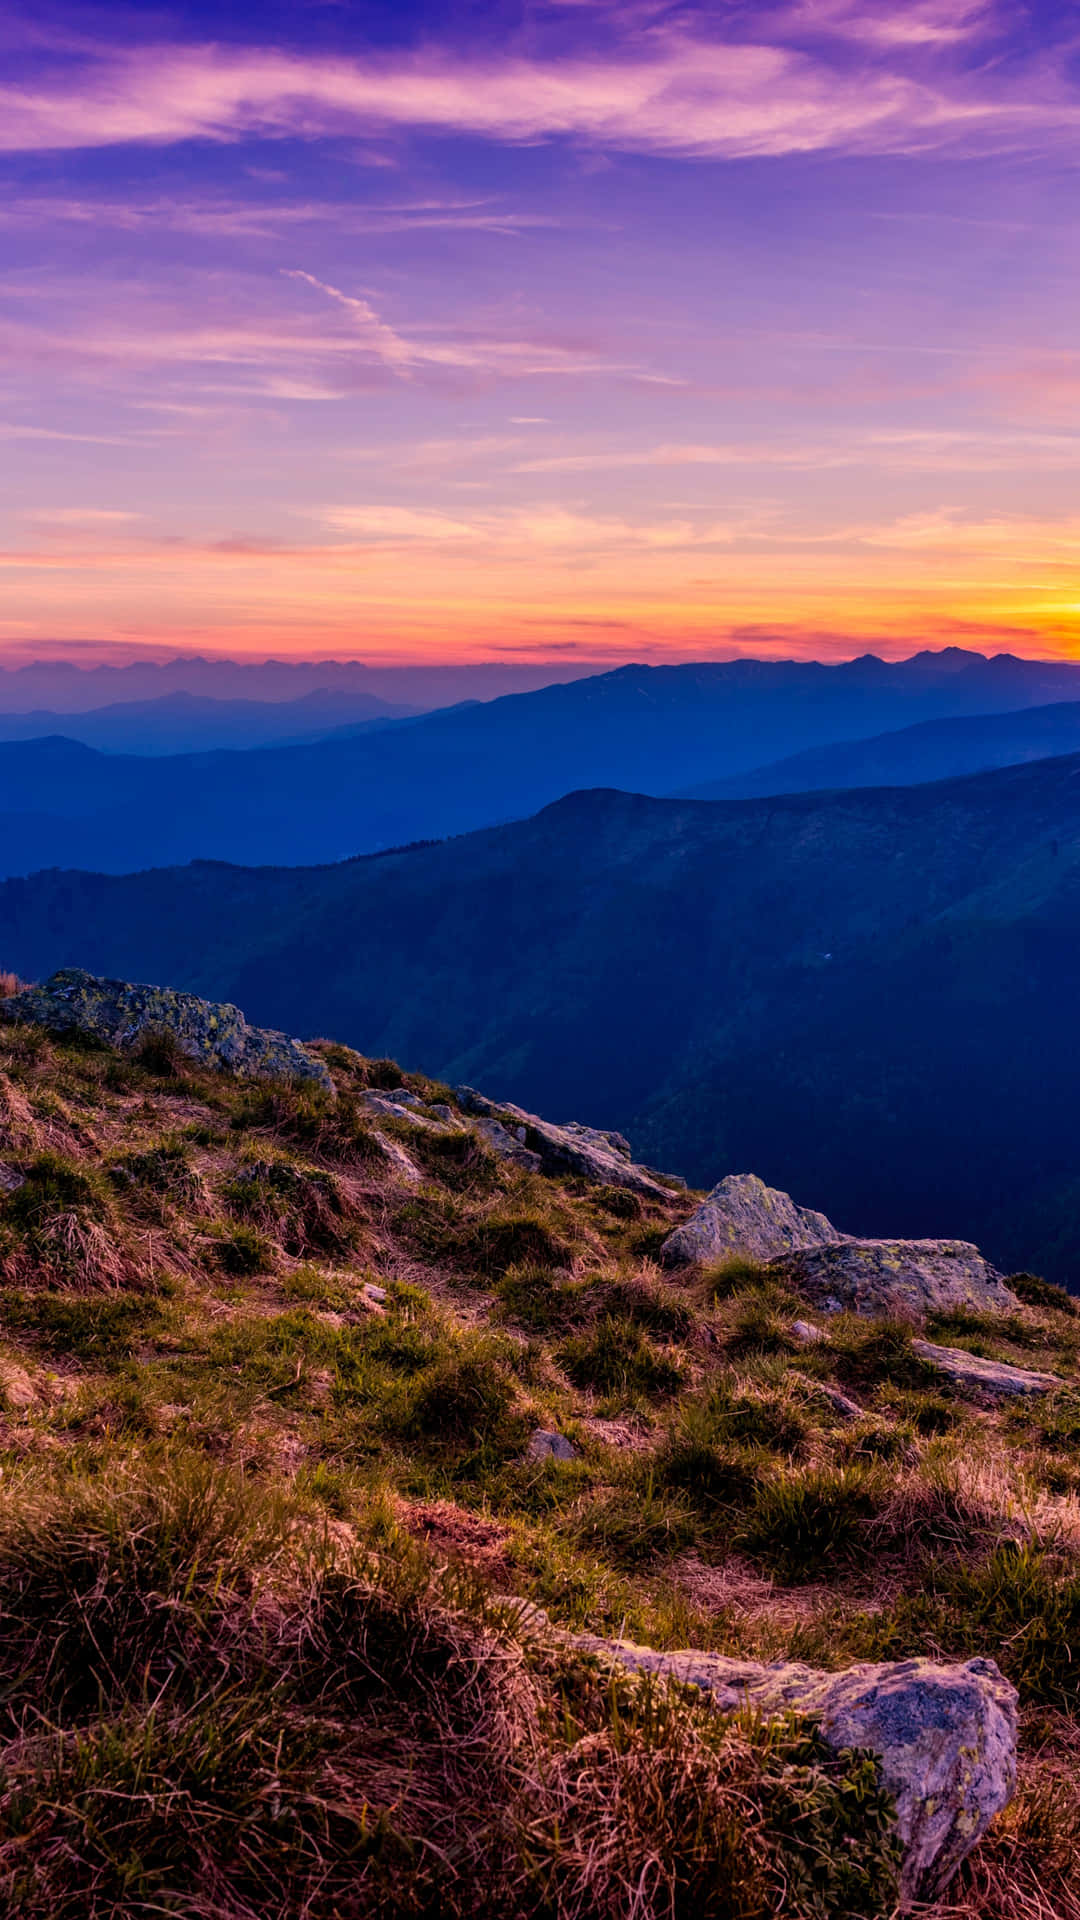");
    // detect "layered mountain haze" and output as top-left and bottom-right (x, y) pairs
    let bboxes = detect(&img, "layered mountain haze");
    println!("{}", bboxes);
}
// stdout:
(4, 650), (1080, 877)
(680, 700), (1080, 802)
(0, 691), (422, 756)
(5, 752), (1080, 1281)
